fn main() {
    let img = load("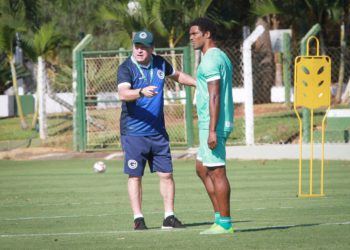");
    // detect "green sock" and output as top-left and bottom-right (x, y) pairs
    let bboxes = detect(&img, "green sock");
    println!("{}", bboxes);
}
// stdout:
(214, 212), (220, 224)
(218, 216), (232, 230)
